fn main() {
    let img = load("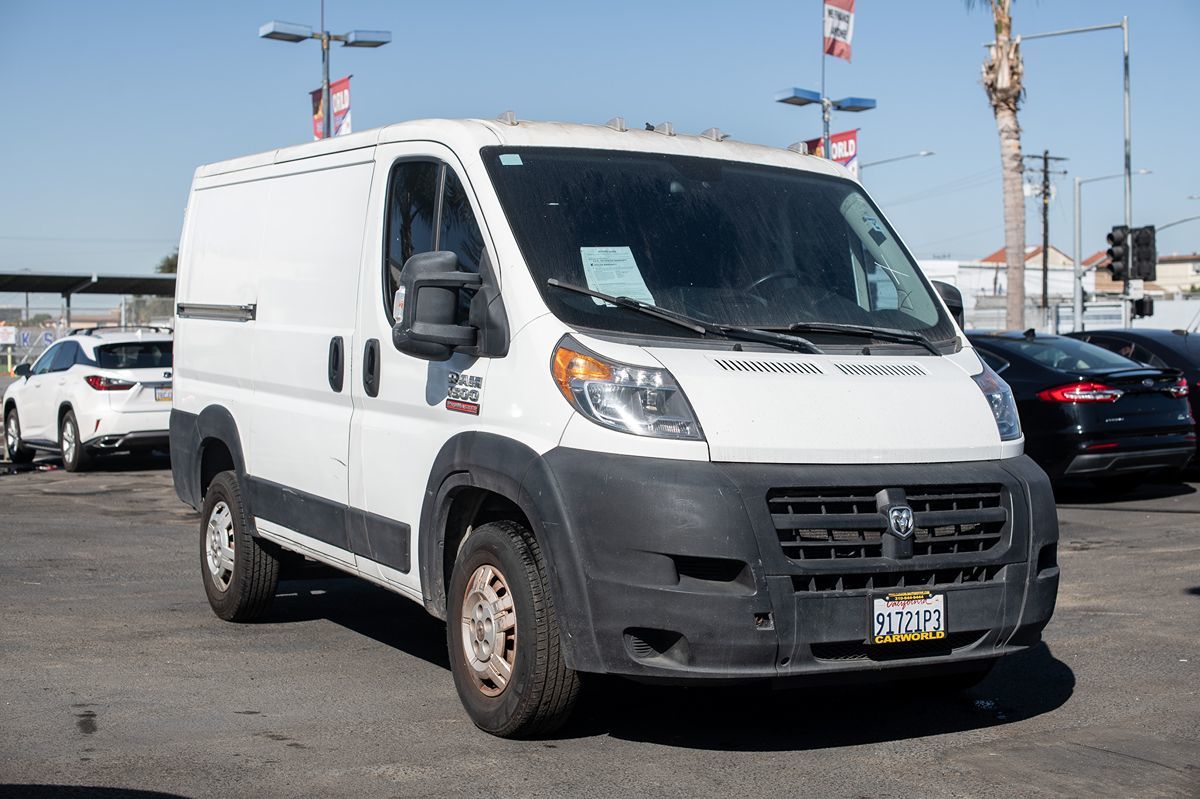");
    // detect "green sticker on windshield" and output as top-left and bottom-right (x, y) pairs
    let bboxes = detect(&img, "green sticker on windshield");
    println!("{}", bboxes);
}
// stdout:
(499, 153), (523, 166)
(580, 247), (656, 307)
